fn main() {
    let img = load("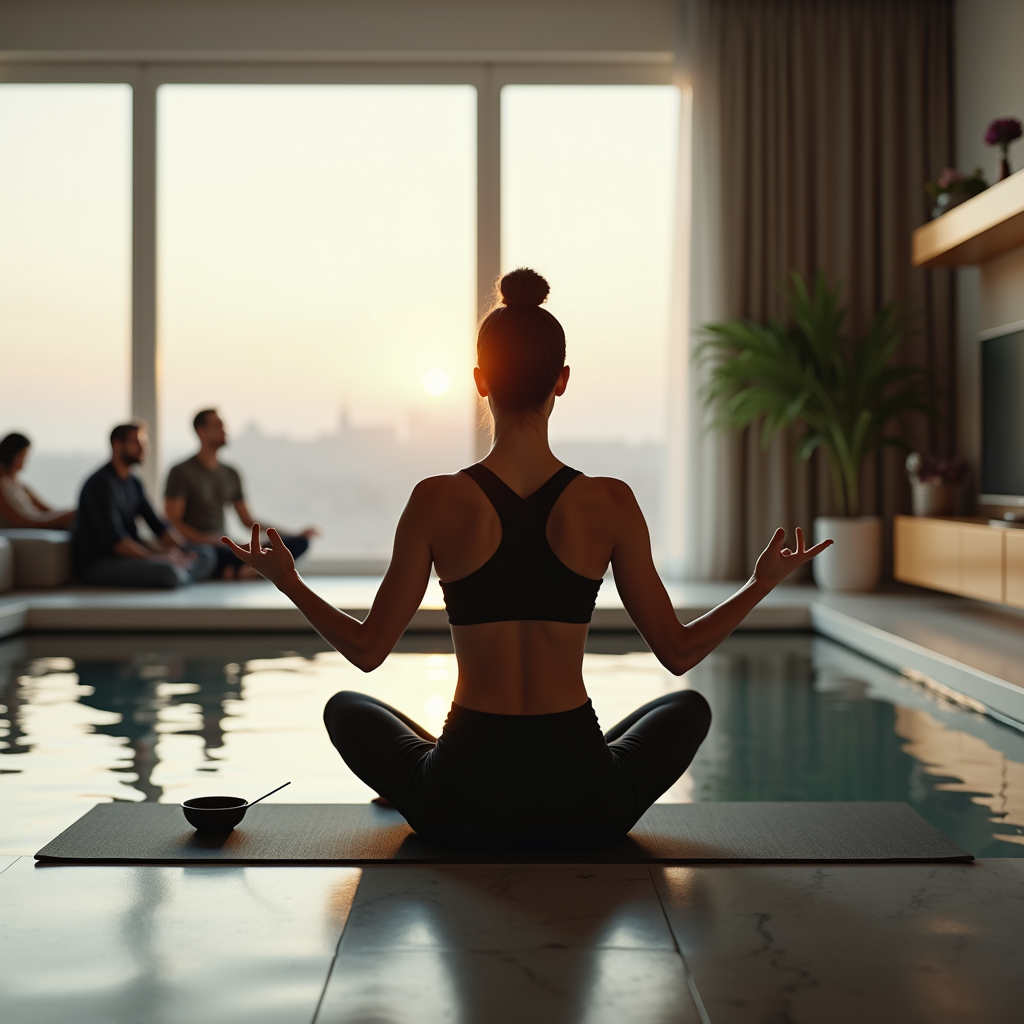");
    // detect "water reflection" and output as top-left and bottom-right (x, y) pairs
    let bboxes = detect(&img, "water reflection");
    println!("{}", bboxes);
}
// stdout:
(680, 635), (1024, 855)
(2, 631), (1024, 856)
